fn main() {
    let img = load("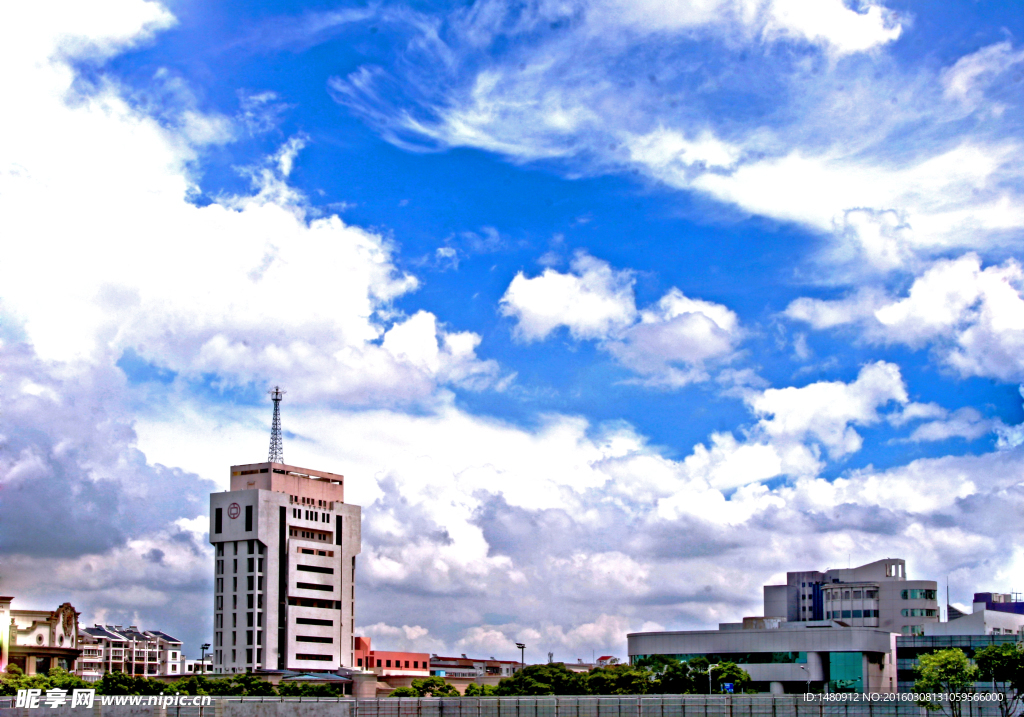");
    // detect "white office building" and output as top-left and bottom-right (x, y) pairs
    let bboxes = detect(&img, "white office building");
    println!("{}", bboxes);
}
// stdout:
(209, 461), (361, 674)
(763, 558), (939, 635)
